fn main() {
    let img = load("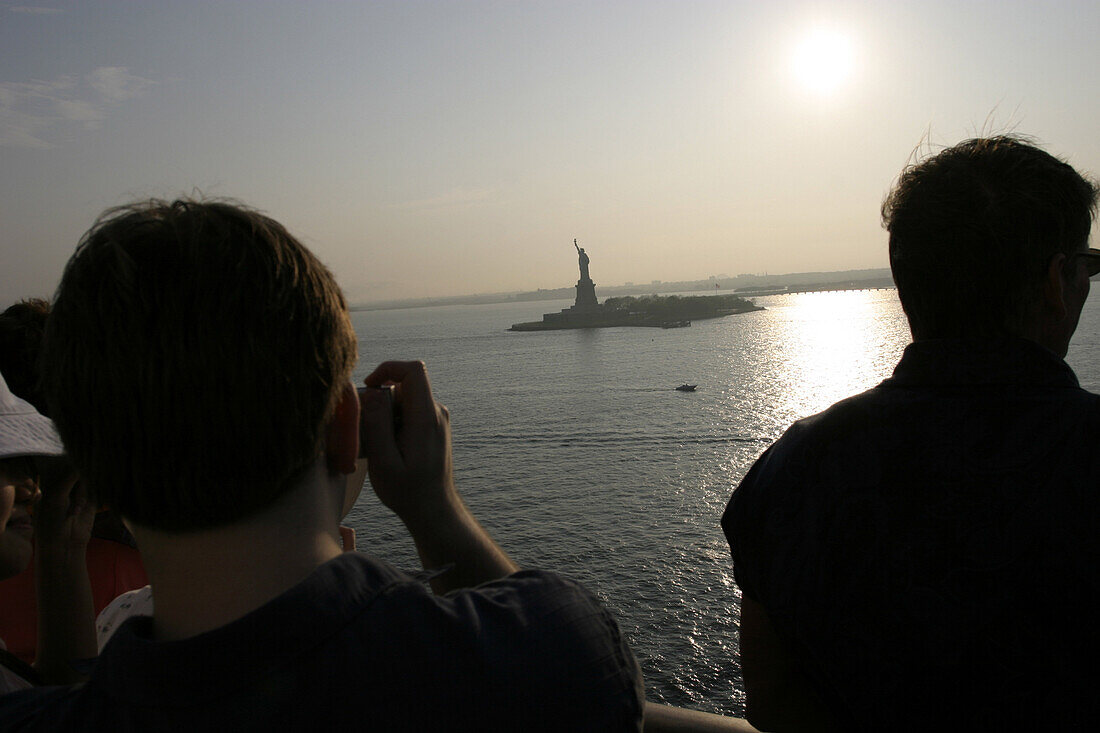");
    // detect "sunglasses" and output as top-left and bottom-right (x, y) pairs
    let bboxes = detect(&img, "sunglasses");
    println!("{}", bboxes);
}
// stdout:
(1076, 248), (1100, 277)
